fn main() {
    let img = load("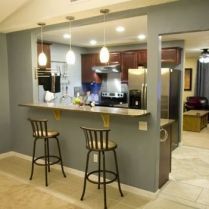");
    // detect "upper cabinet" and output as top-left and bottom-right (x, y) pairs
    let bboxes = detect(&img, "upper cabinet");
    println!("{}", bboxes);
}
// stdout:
(81, 54), (102, 83)
(81, 52), (121, 83)
(137, 47), (181, 66)
(121, 51), (138, 83)
(161, 47), (181, 65)
(109, 52), (121, 64)
(81, 47), (182, 83)
(137, 50), (147, 66)
(37, 42), (51, 68)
